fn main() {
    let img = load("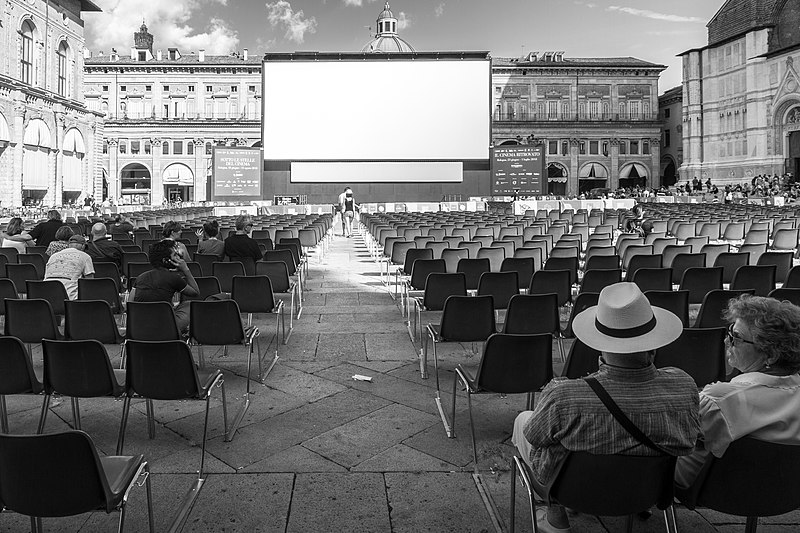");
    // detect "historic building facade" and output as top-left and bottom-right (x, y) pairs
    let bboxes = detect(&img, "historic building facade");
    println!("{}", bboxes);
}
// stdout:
(83, 23), (261, 205)
(680, 0), (800, 184)
(492, 53), (665, 195)
(659, 85), (683, 186)
(0, 0), (103, 208)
